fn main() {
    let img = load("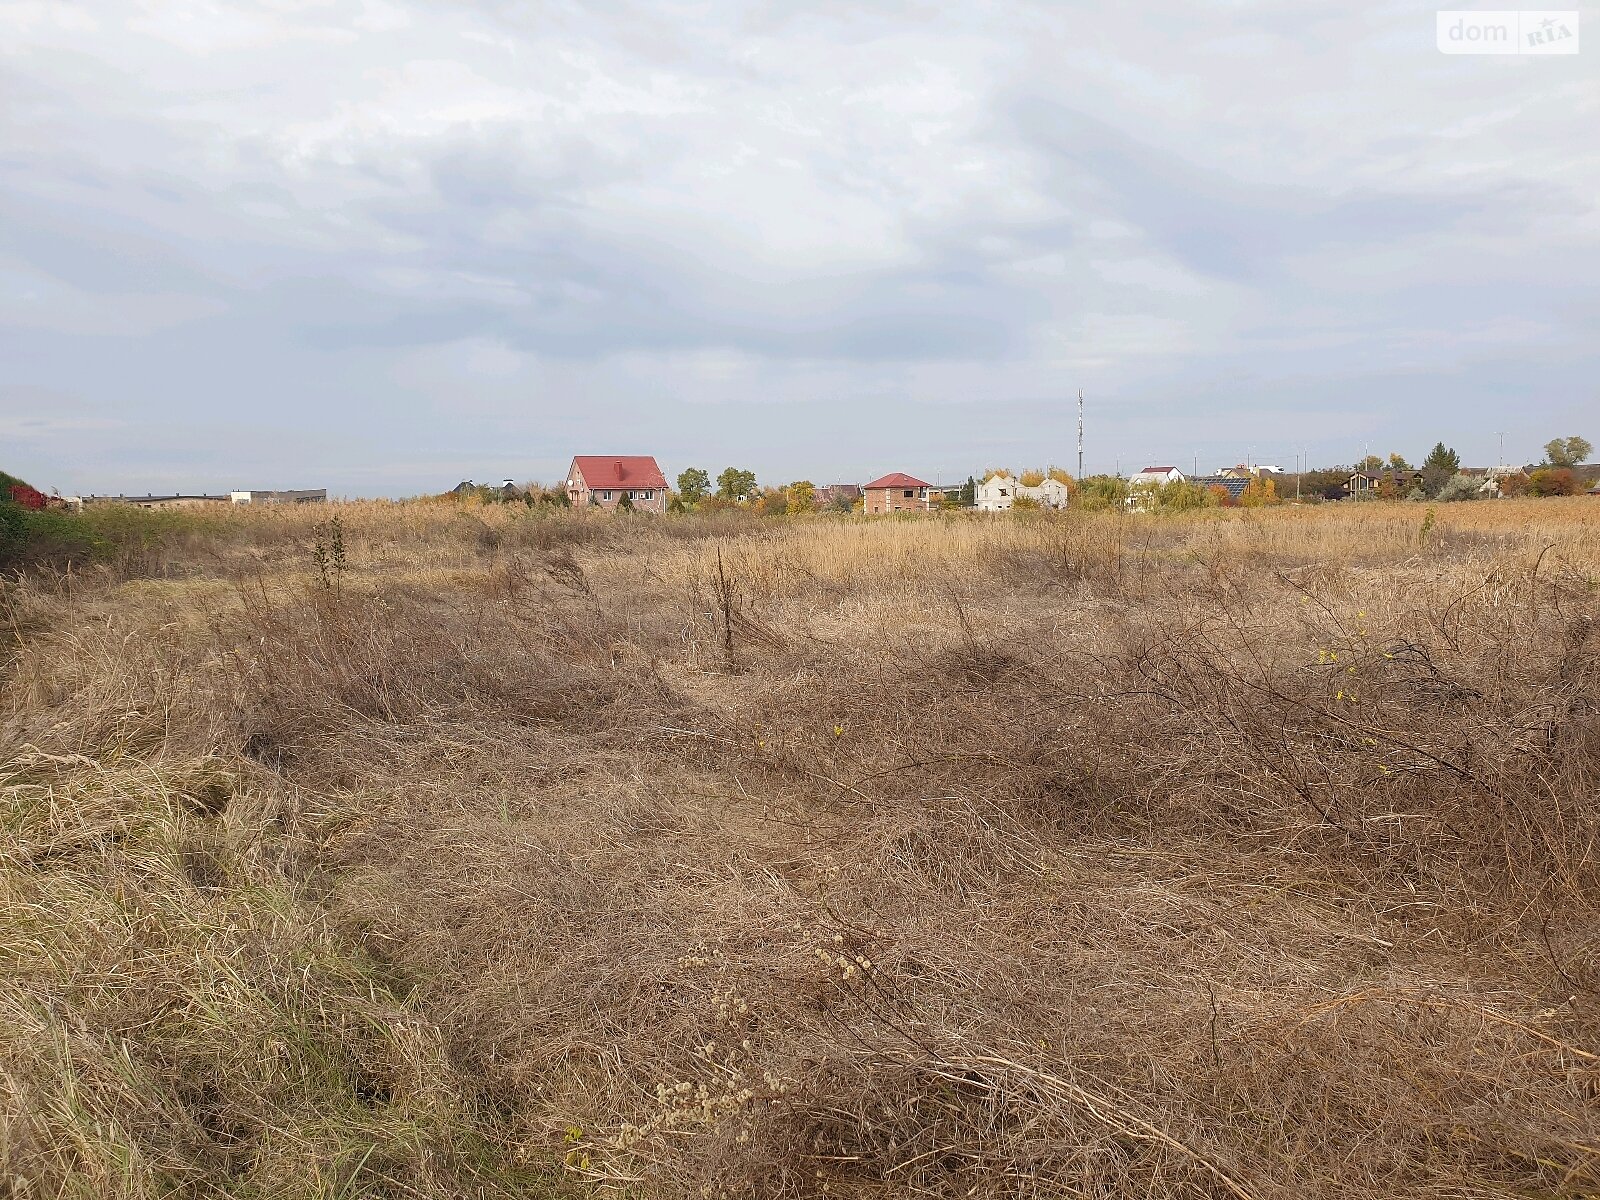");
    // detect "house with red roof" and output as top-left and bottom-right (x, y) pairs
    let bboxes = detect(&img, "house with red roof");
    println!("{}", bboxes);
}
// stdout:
(565, 456), (668, 513)
(863, 472), (933, 515)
